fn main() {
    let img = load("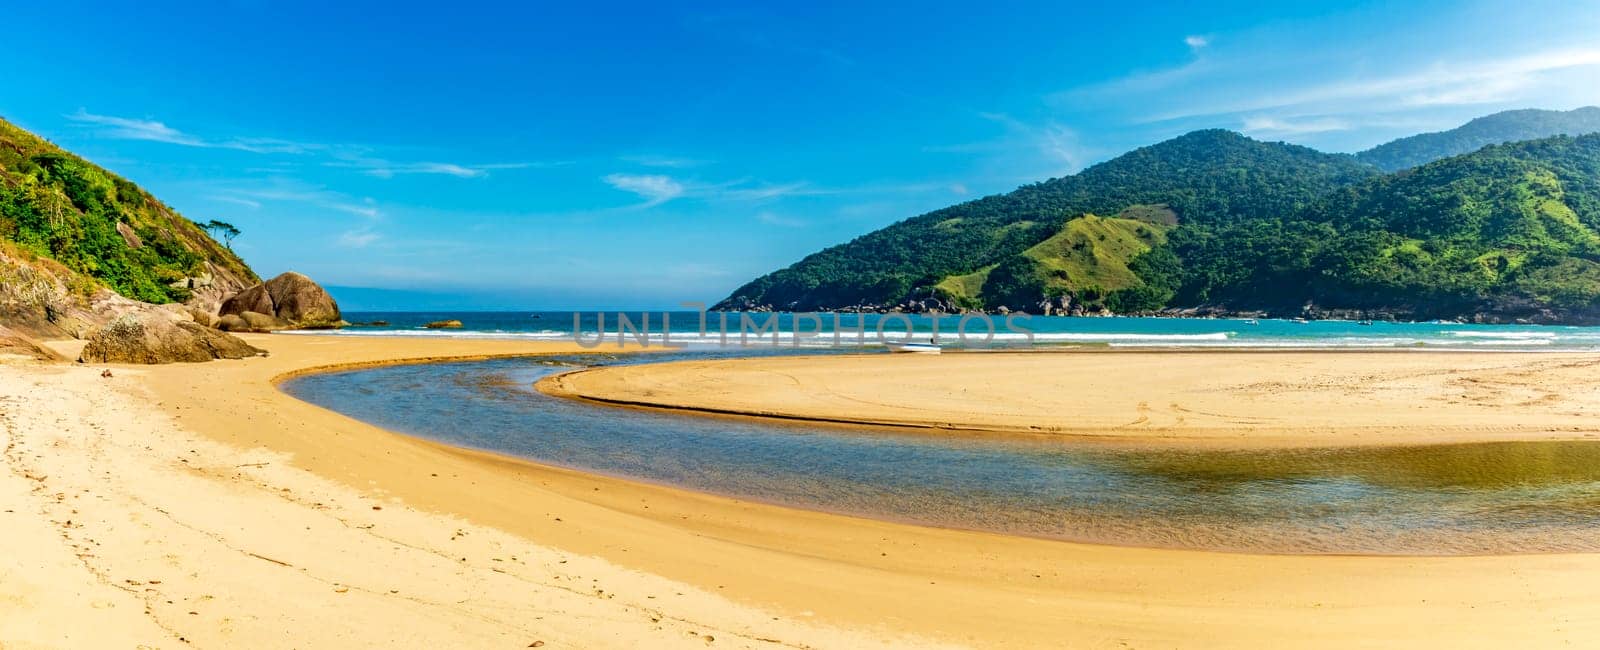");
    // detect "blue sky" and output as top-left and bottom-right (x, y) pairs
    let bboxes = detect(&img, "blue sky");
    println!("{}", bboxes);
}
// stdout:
(5, 0), (1600, 309)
